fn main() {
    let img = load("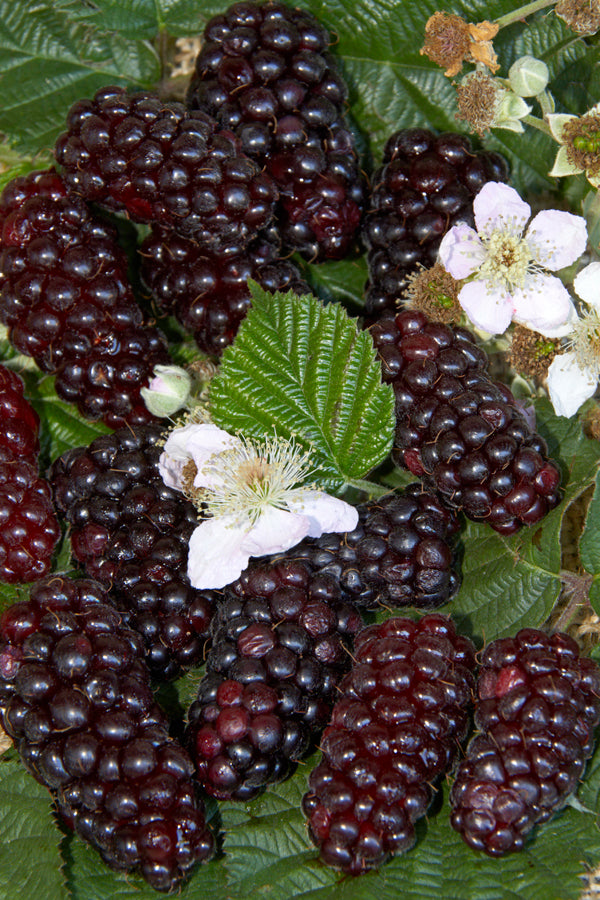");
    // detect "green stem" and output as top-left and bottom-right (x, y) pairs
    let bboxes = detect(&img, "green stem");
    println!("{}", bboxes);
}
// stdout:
(536, 89), (555, 117)
(495, 0), (557, 28)
(522, 113), (553, 137)
(344, 478), (390, 498)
